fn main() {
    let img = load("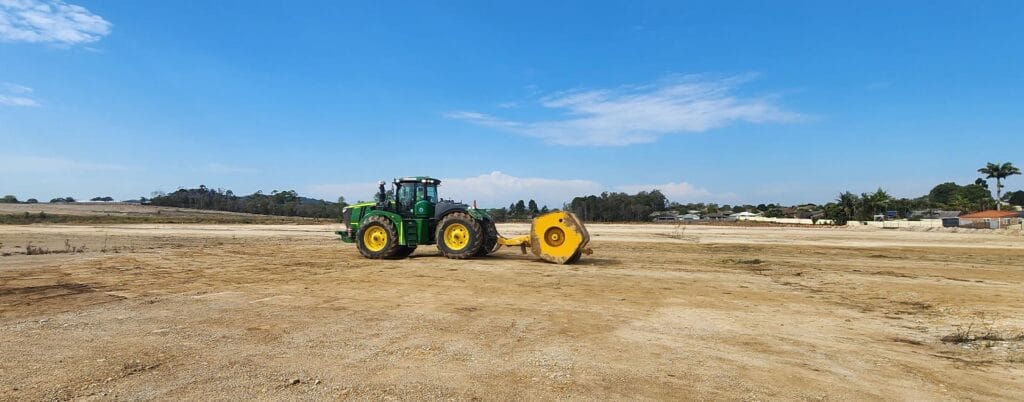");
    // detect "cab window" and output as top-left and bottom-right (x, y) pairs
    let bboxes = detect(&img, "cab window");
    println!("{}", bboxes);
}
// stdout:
(397, 184), (415, 212)
(425, 185), (437, 202)
(415, 183), (426, 202)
